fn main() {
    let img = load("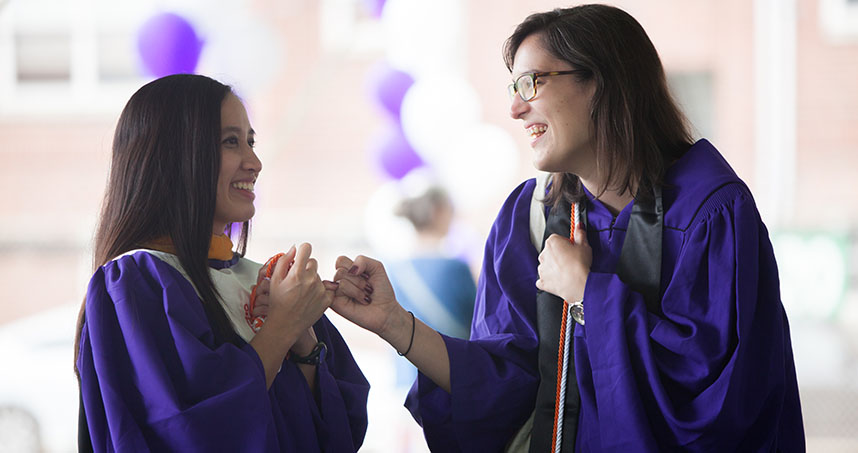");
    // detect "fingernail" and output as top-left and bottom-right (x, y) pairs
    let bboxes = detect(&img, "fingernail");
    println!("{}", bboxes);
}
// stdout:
(360, 272), (370, 280)
(349, 265), (359, 275)
(364, 296), (372, 304)
(364, 285), (373, 295)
